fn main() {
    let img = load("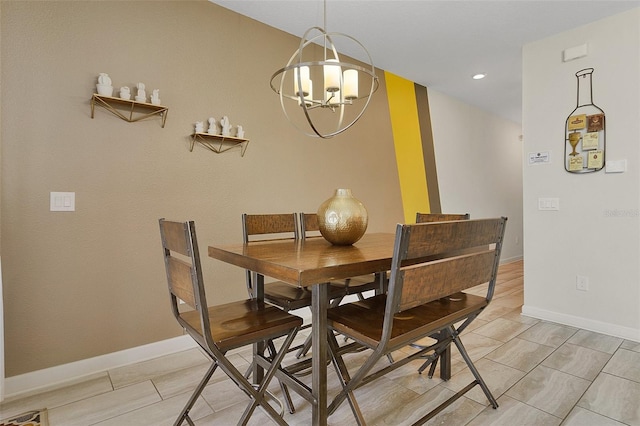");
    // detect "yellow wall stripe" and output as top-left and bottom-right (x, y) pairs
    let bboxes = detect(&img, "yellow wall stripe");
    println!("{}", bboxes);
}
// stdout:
(385, 71), (430, 223)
